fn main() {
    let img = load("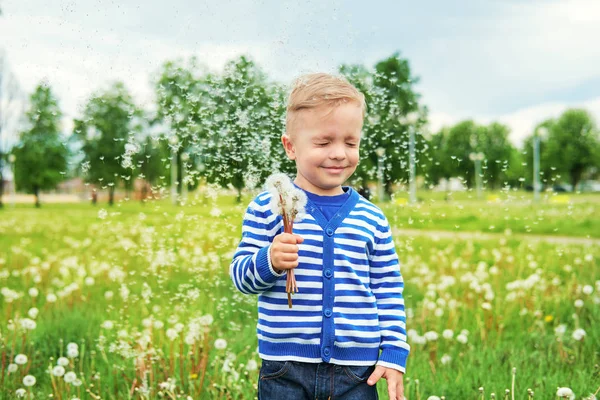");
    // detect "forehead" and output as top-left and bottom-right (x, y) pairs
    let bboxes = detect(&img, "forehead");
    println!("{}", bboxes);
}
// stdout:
(293, 102), (363, 133)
